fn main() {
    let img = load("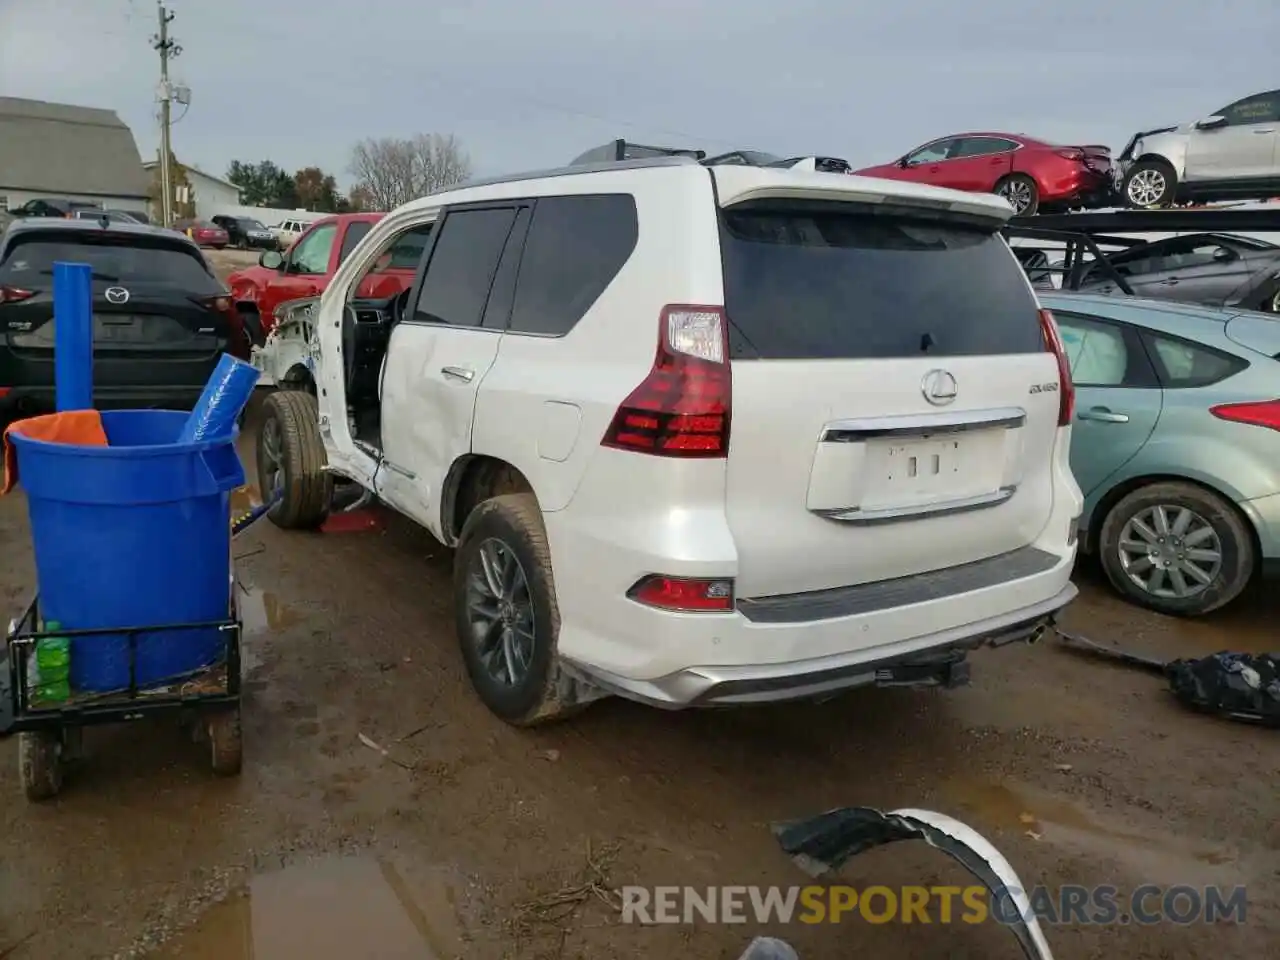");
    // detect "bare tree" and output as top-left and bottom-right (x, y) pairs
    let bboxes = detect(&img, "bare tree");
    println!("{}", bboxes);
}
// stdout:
(348, 133), (473, 211)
